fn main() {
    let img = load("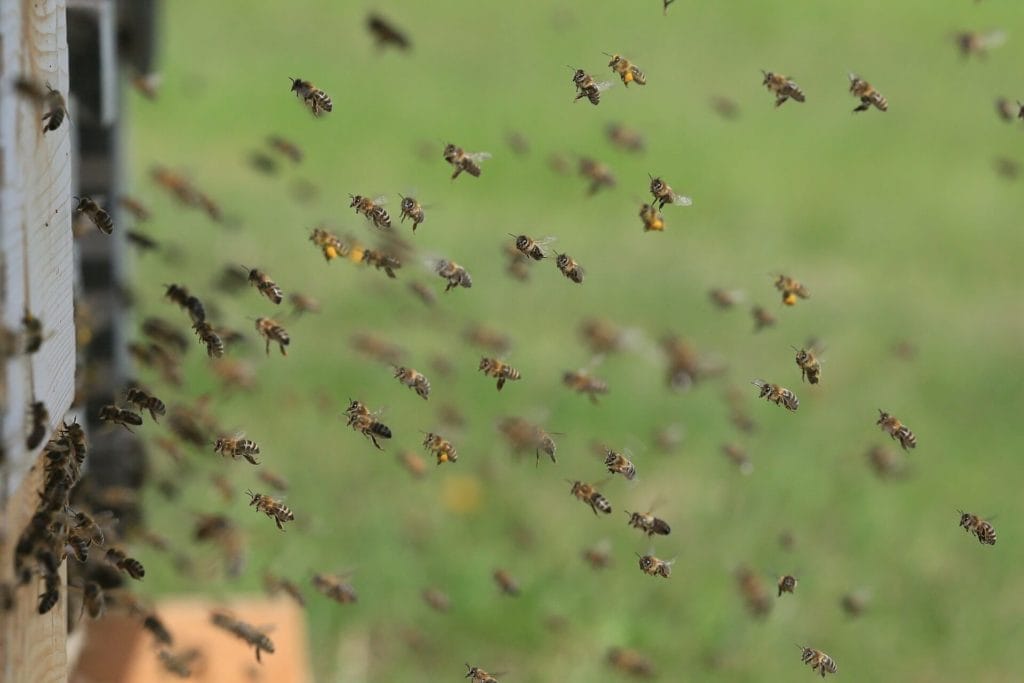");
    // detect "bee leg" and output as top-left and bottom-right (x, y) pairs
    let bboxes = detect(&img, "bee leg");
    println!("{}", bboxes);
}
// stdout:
(496, 377), (506, 391)
(119, 423), (135, 433)
(275, 518), (284, 531)
(264, 339), (271, 355)
(370, 435), (382, 450)
(278, 342), (287, 356)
